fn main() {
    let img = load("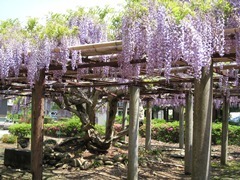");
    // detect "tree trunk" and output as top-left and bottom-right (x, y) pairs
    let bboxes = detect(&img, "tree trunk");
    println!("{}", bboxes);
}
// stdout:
(105, 98), (118, 142)
(179, 105), (184, 149)
(31, 70), (45, 180)
(185, 92), (193, 175)
(221, 96), (229, 165)
(192, 64), (213, 180)
(145, 100), (152, 150)
(128, 86), (140, 180)
(87, 104), (96, 125)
